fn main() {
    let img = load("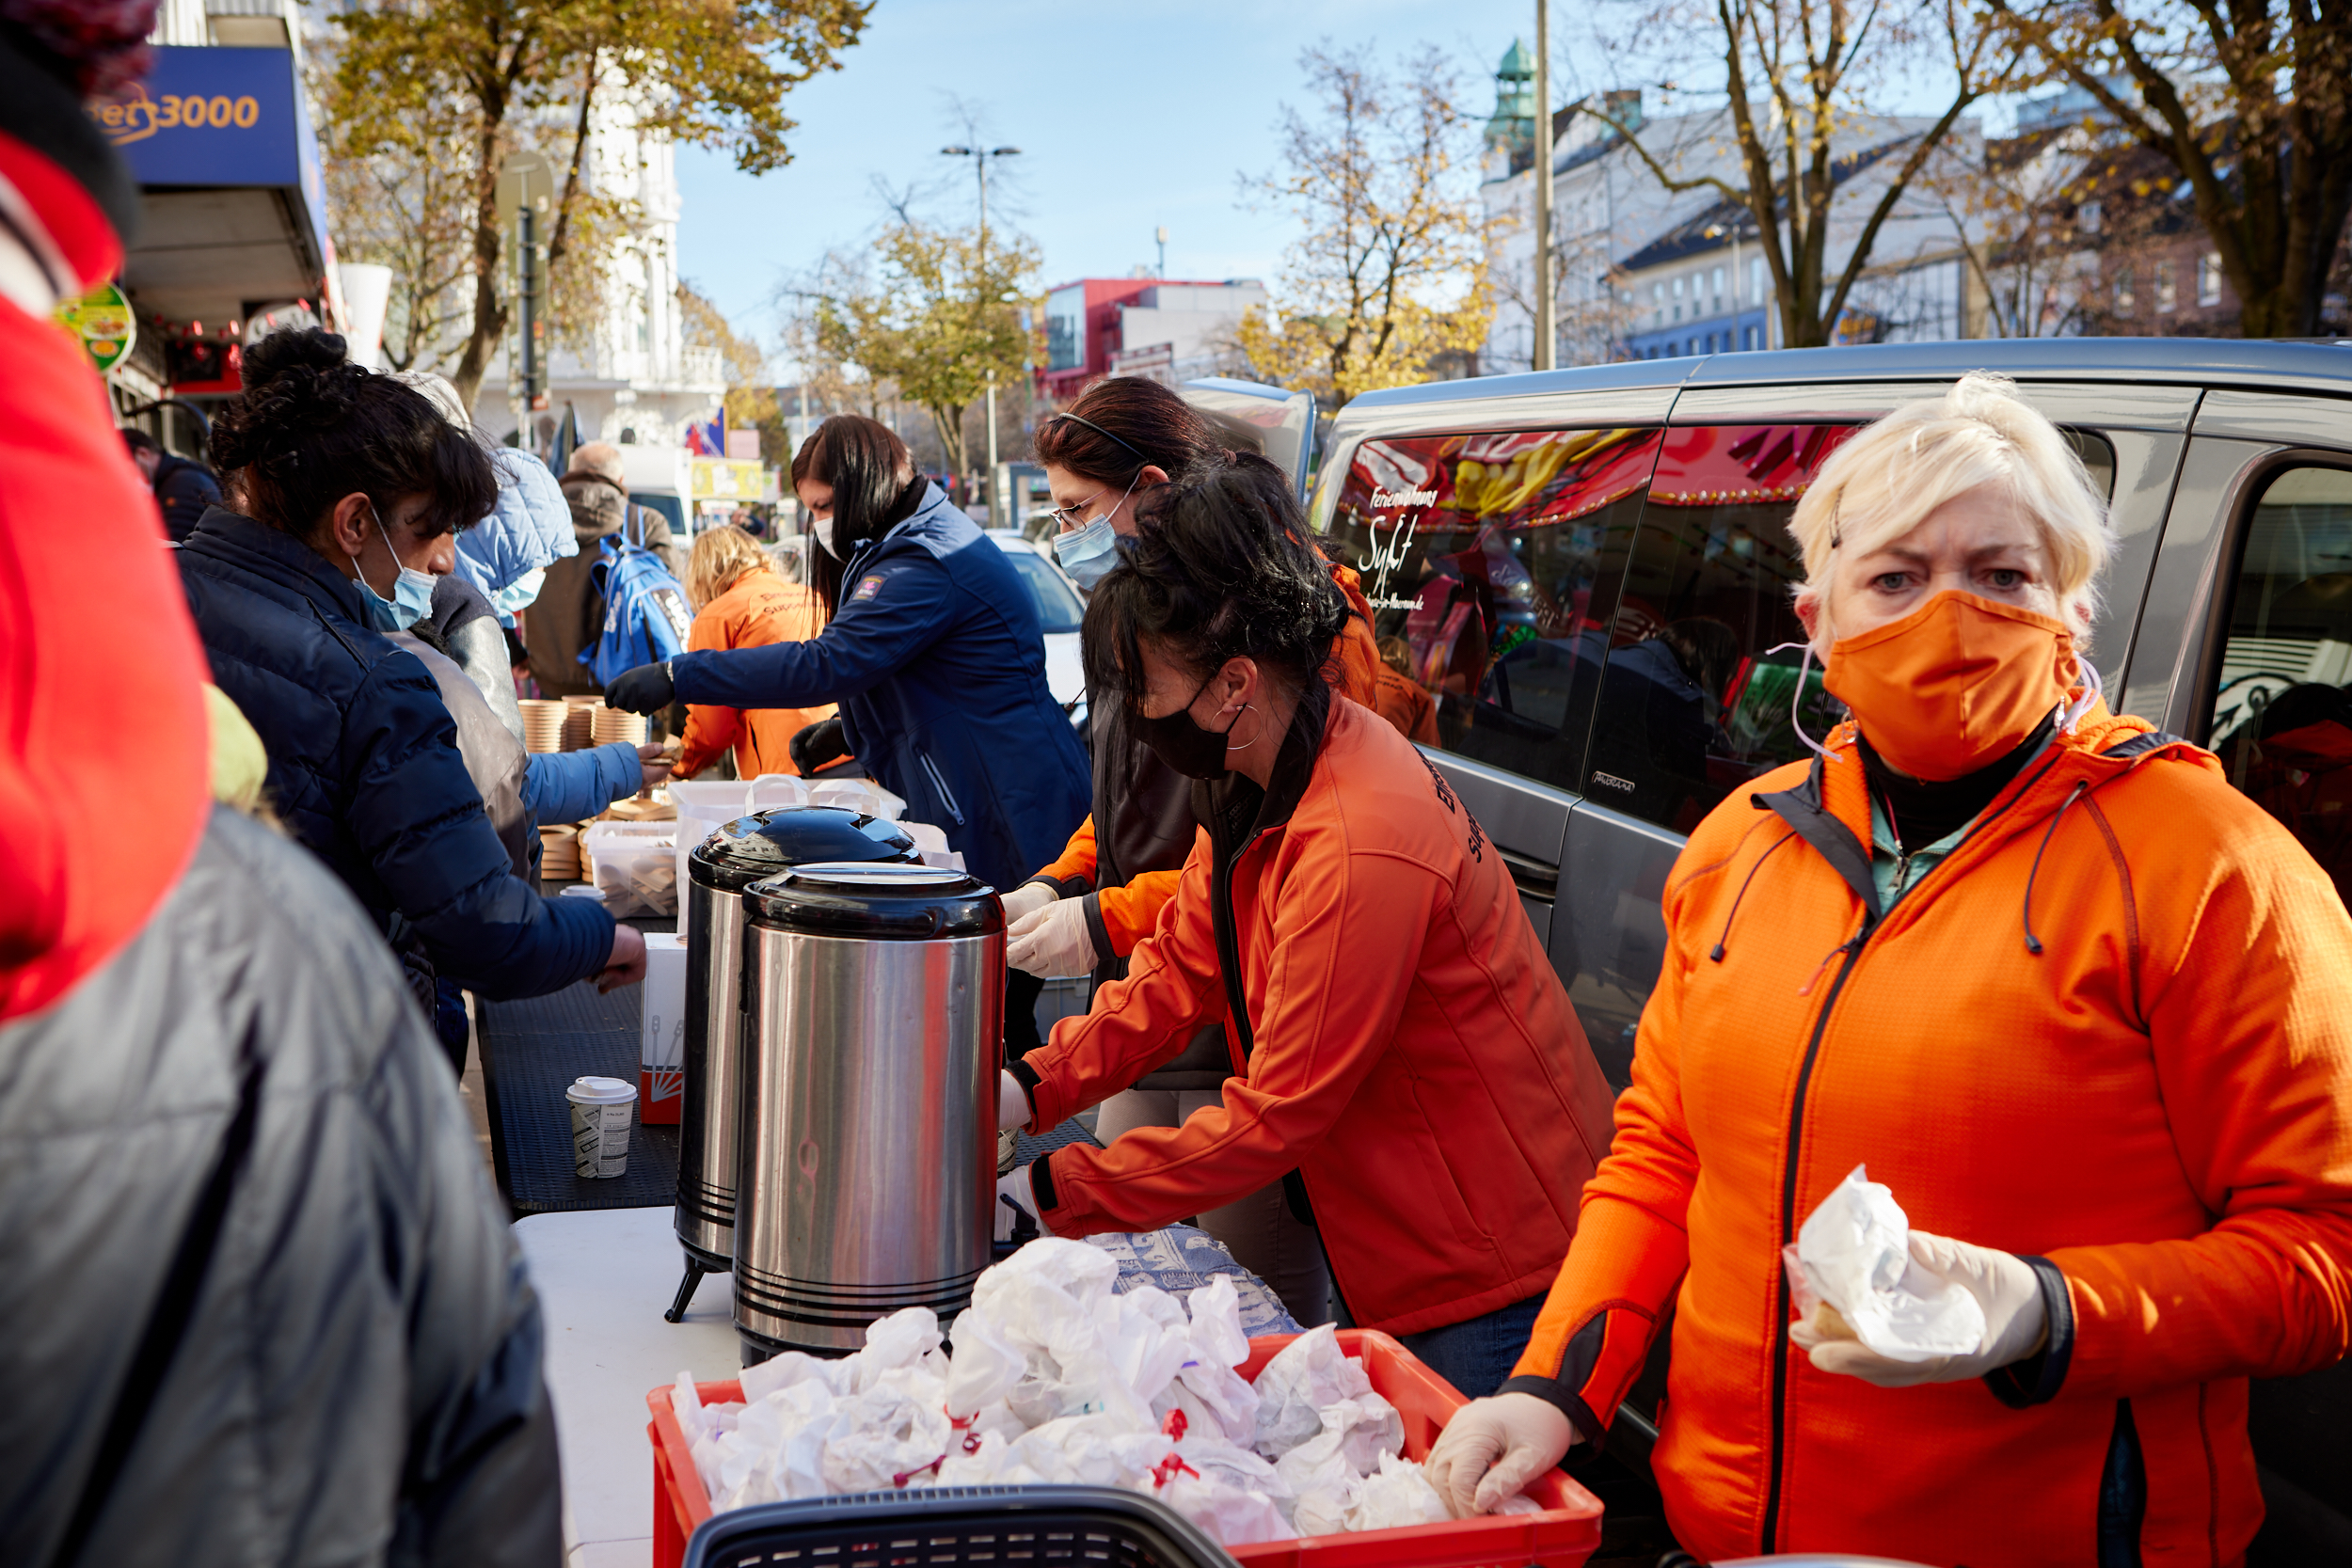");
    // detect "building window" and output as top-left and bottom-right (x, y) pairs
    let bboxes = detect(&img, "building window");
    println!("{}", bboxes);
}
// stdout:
(2199, 251), (2223, 307)
(2156, 260), (2177, 314)
(1711, 266), (1724, 310)
(2078, 200), (2101, 234)
(1750, 258), (1766, 303)
(1744, 325), (1758, 351)
(2114, 266), (2135, 314)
